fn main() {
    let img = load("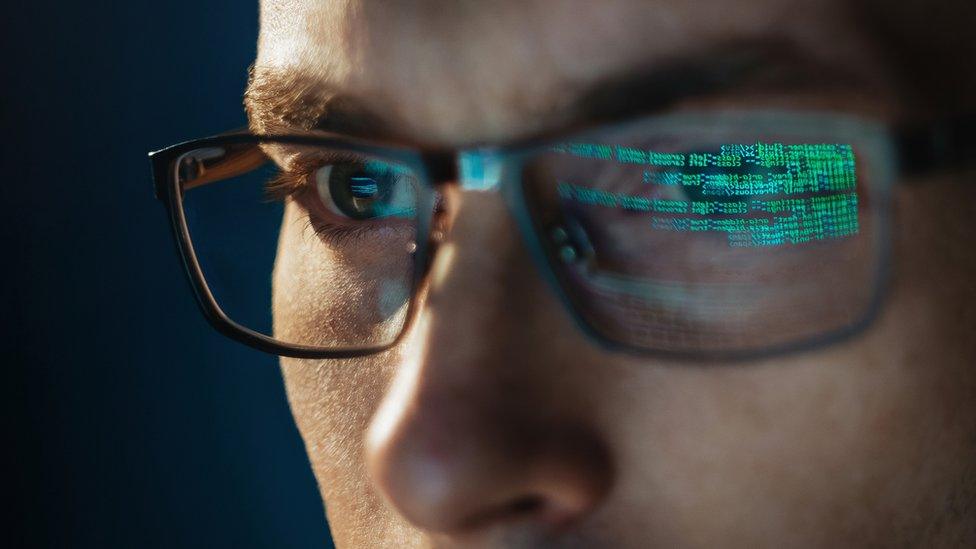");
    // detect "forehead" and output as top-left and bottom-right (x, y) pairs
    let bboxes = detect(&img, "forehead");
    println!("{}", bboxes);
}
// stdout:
(254, 0), (881, 144)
